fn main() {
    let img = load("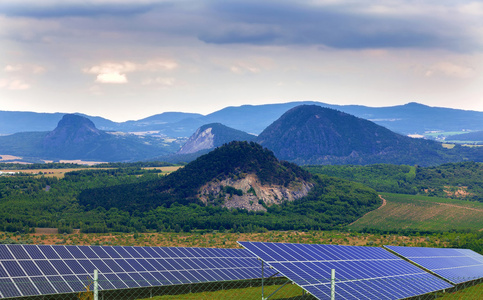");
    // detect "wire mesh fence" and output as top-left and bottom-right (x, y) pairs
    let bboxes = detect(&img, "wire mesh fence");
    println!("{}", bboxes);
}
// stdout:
(3, 273), (482, 300)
